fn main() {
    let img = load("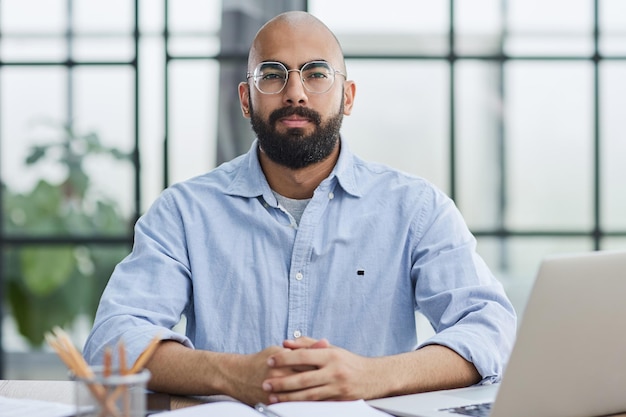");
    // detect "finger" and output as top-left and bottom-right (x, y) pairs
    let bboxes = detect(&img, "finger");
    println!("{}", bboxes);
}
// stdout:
(263, 367), (323, 396)
(309, 338), (330, 349)
(283, 337), (331, 350)
(267, 349), (318, 373)
(266, 365), (300, 379)
(282, 336), (318, 349)
(291, 364), (317, 372)
(268, 347), (326, 369)
(265, 379), (339, 403)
